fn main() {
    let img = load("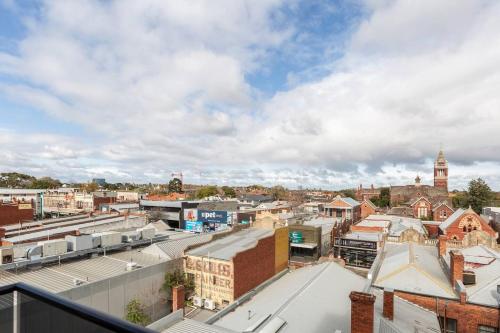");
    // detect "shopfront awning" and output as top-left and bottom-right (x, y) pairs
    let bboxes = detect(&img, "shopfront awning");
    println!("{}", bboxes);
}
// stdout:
(290, 242), (317, 249)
